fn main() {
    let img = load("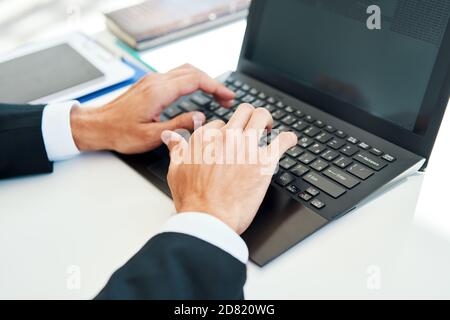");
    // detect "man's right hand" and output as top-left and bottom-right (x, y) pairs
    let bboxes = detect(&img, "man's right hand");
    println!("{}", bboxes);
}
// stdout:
(162, 104), (298, 235)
